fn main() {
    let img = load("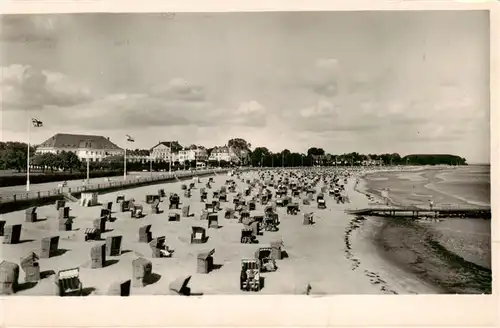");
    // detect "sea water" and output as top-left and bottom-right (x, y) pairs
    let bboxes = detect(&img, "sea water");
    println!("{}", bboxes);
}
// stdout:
(363, 165), (491, 293)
